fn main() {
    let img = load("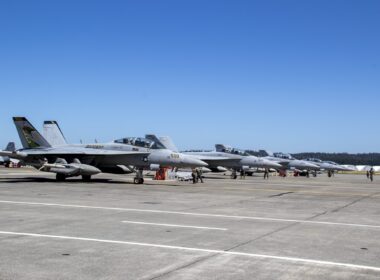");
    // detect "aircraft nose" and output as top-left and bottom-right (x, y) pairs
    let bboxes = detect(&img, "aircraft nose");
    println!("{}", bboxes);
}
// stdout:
(264, 160), (282, 169)
(303, 161), (320, 170)
(183, 156), (208, 167)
